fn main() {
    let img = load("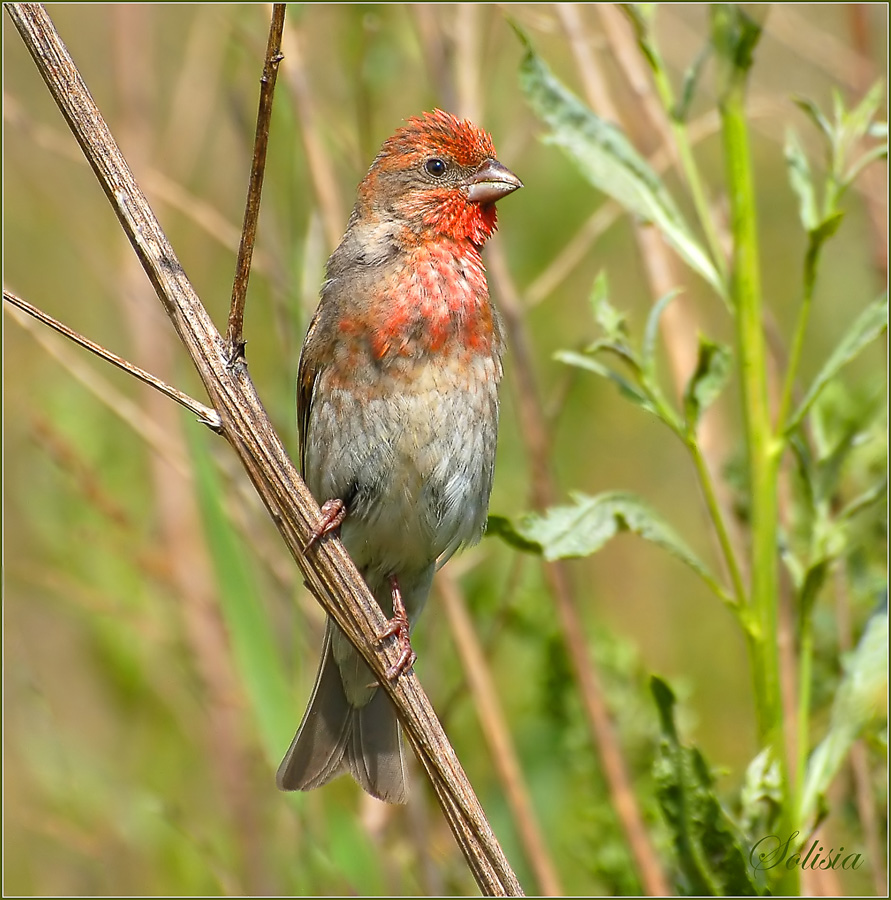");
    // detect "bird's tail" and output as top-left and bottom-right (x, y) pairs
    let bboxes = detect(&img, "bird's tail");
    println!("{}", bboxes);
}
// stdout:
(275, 618), (409, 804)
